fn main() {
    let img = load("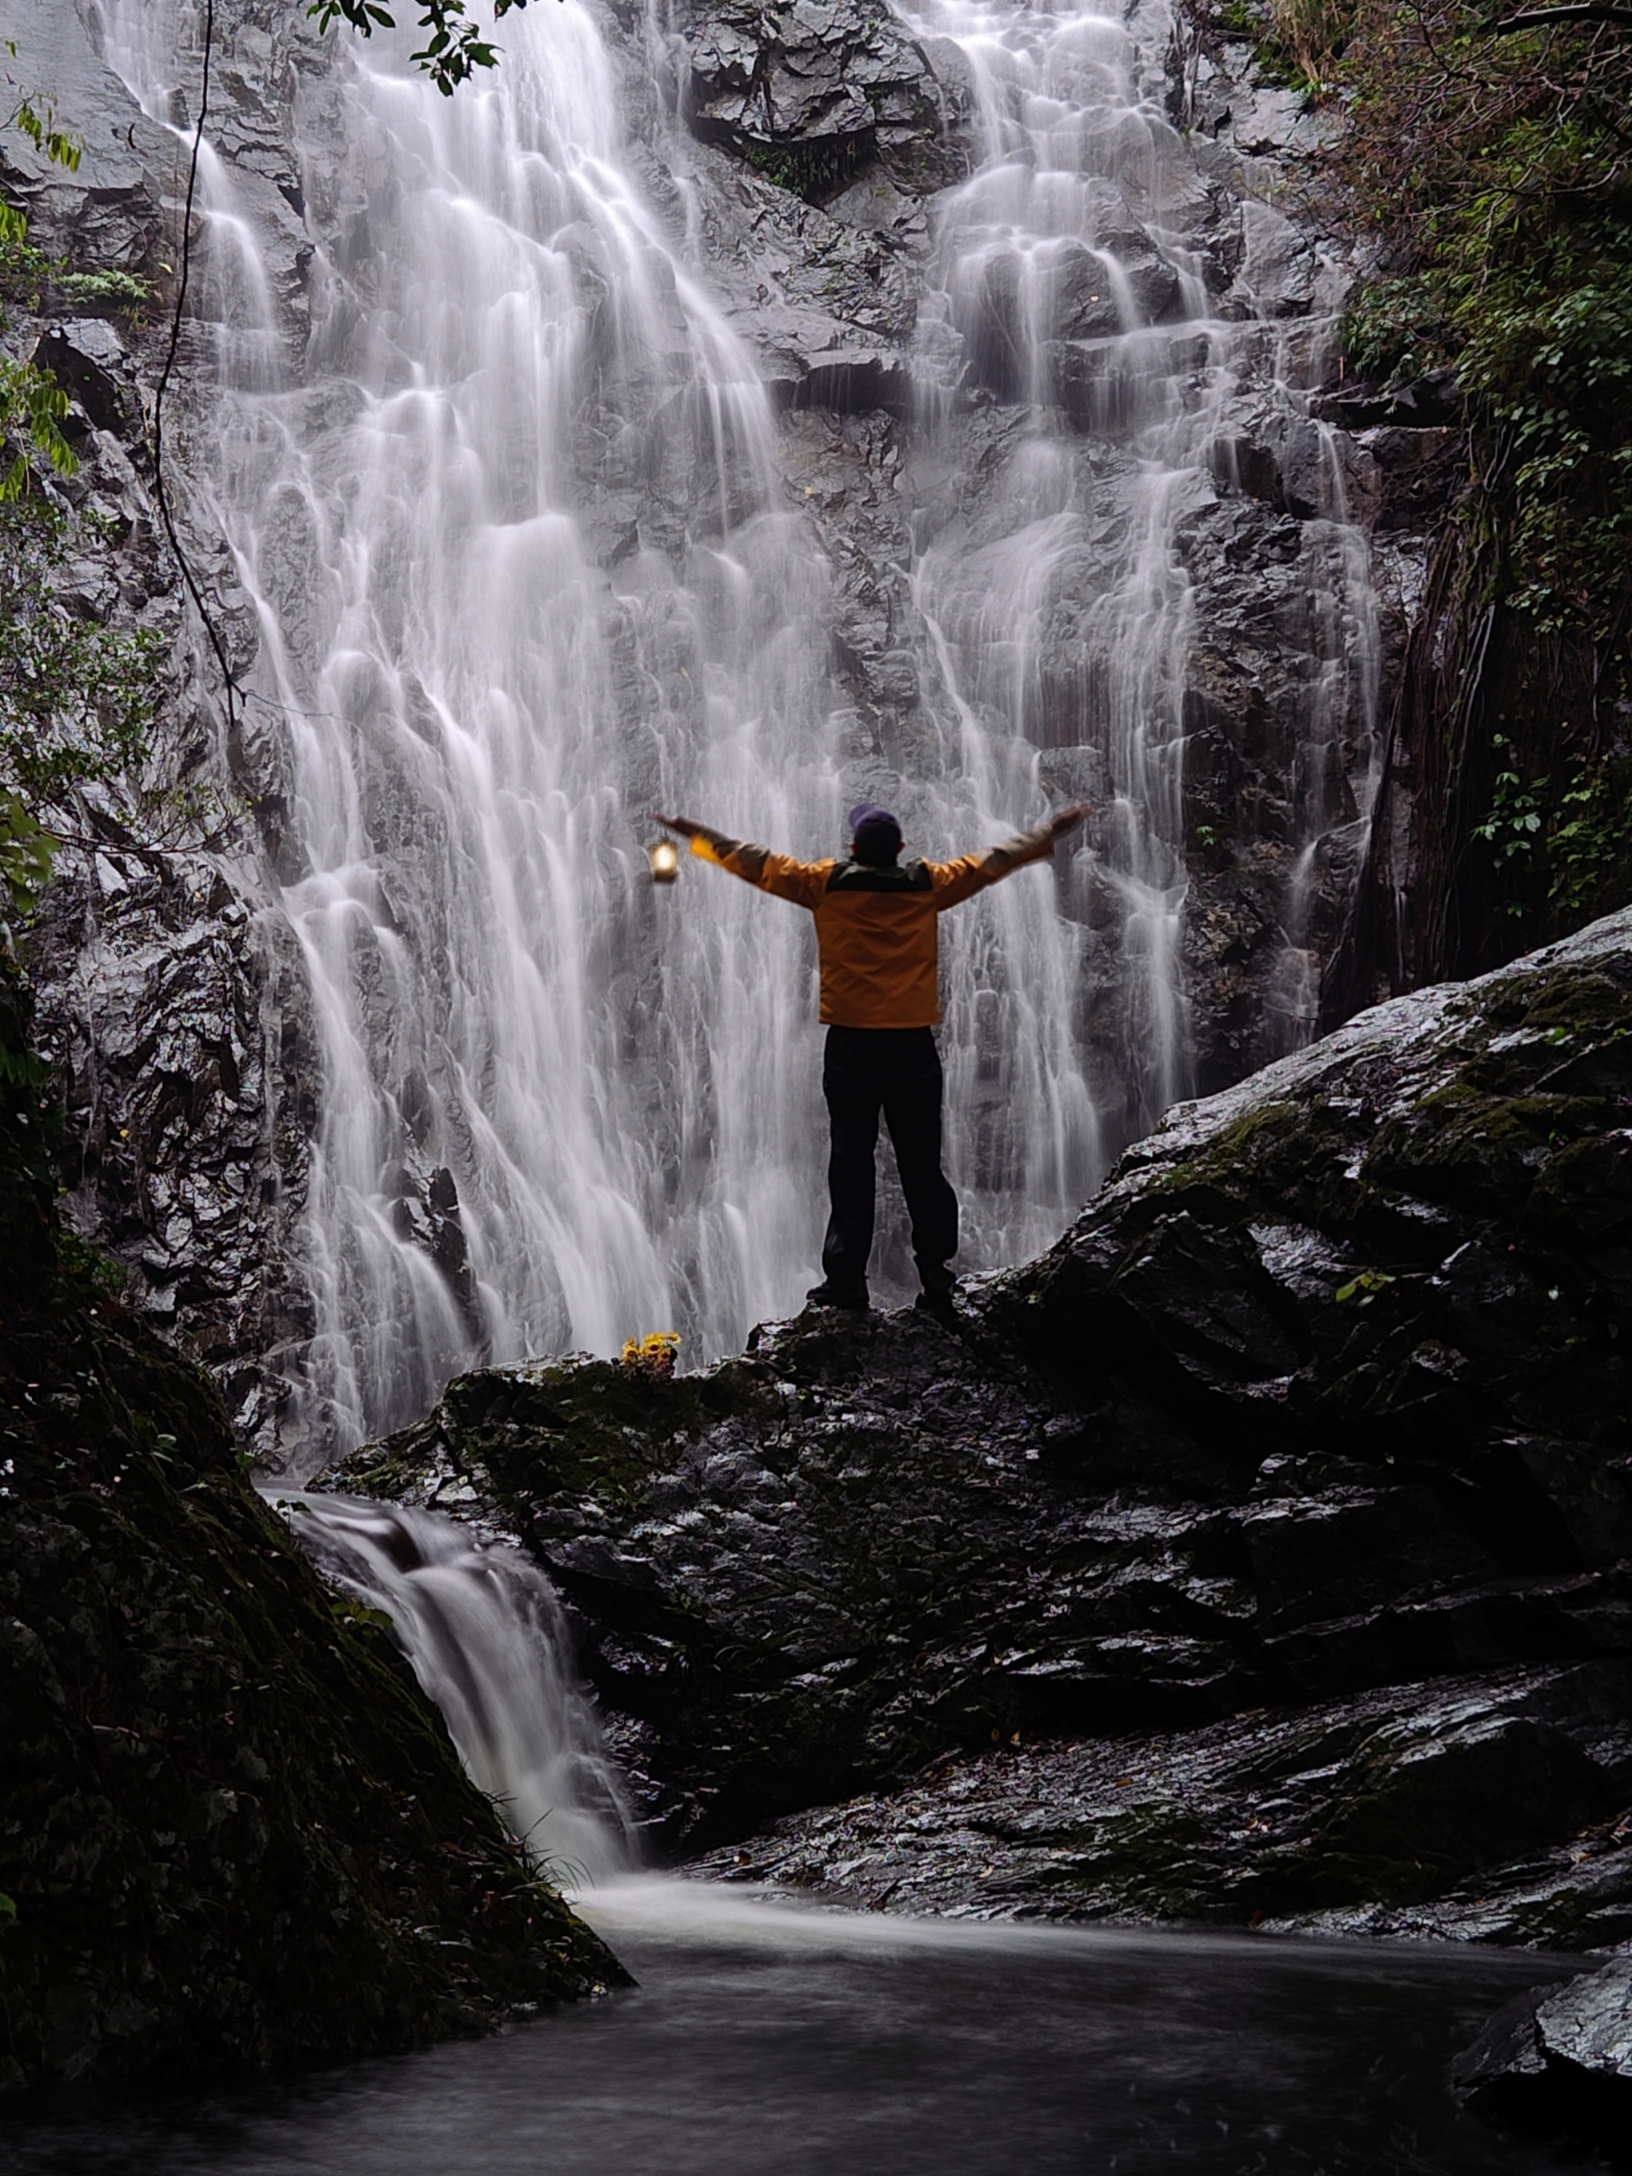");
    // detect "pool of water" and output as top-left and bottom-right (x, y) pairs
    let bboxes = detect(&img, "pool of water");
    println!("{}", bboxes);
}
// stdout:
(3, 1882), (1583, 2175)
